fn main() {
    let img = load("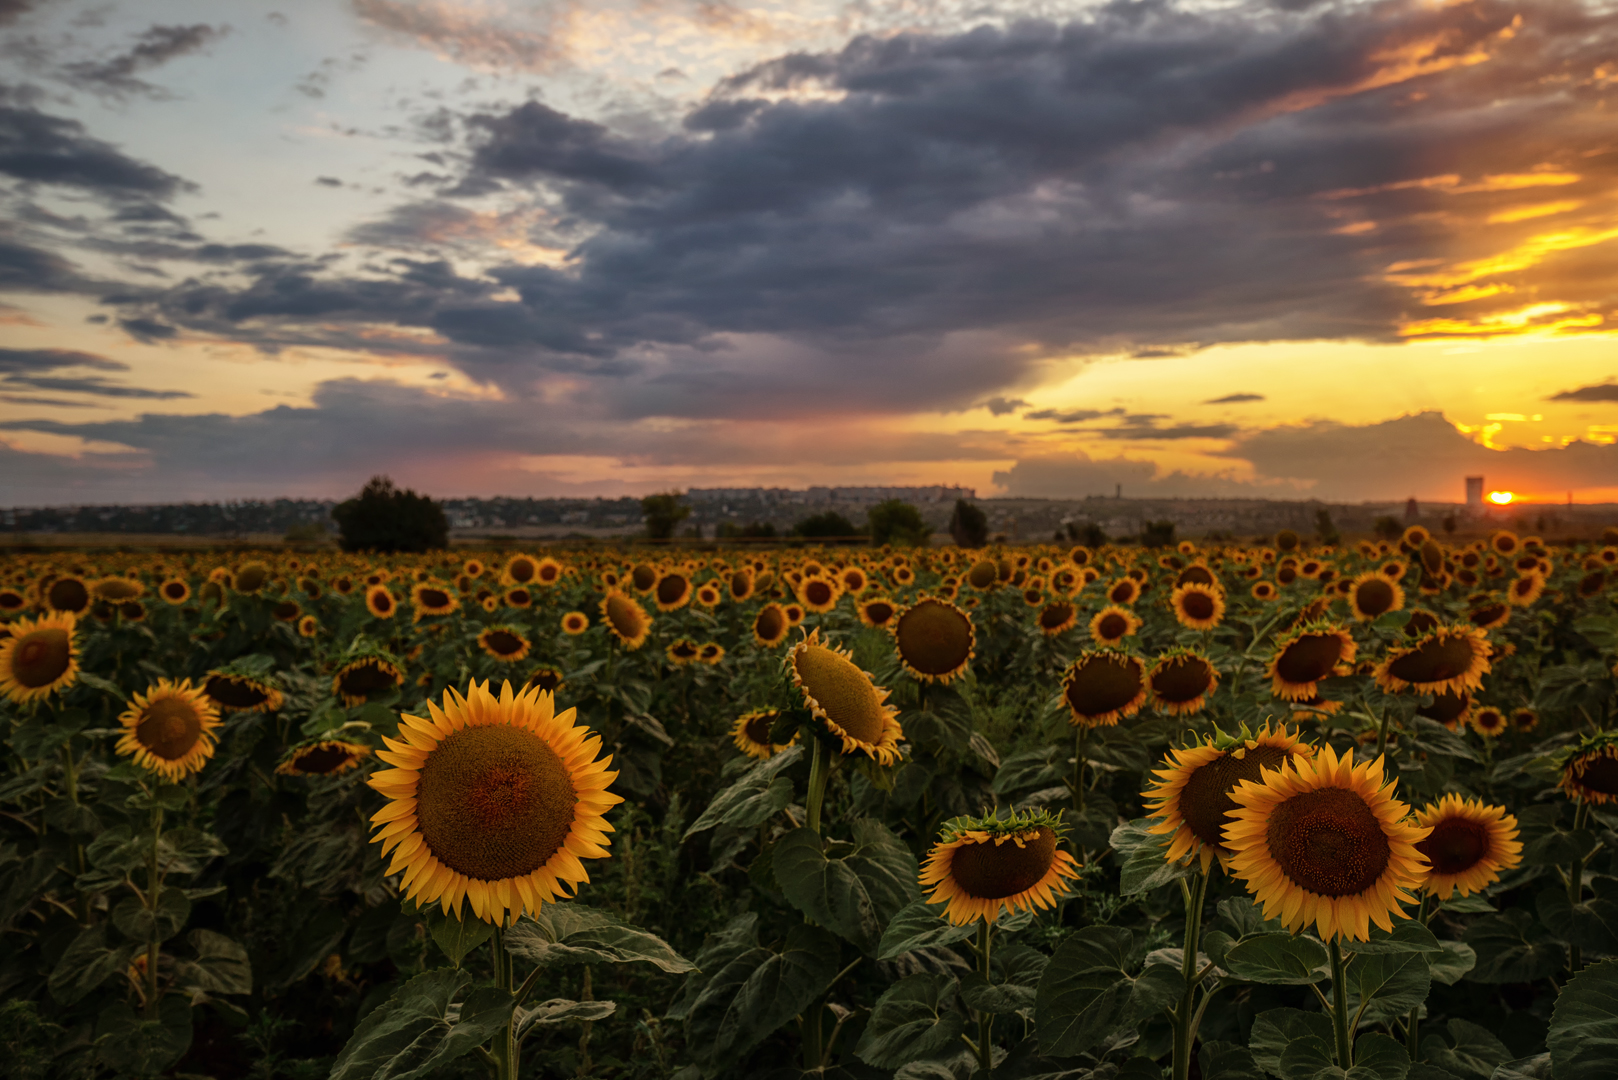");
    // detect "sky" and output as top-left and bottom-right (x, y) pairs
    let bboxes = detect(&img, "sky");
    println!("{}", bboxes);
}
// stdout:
(0, 0), (1616, 508)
